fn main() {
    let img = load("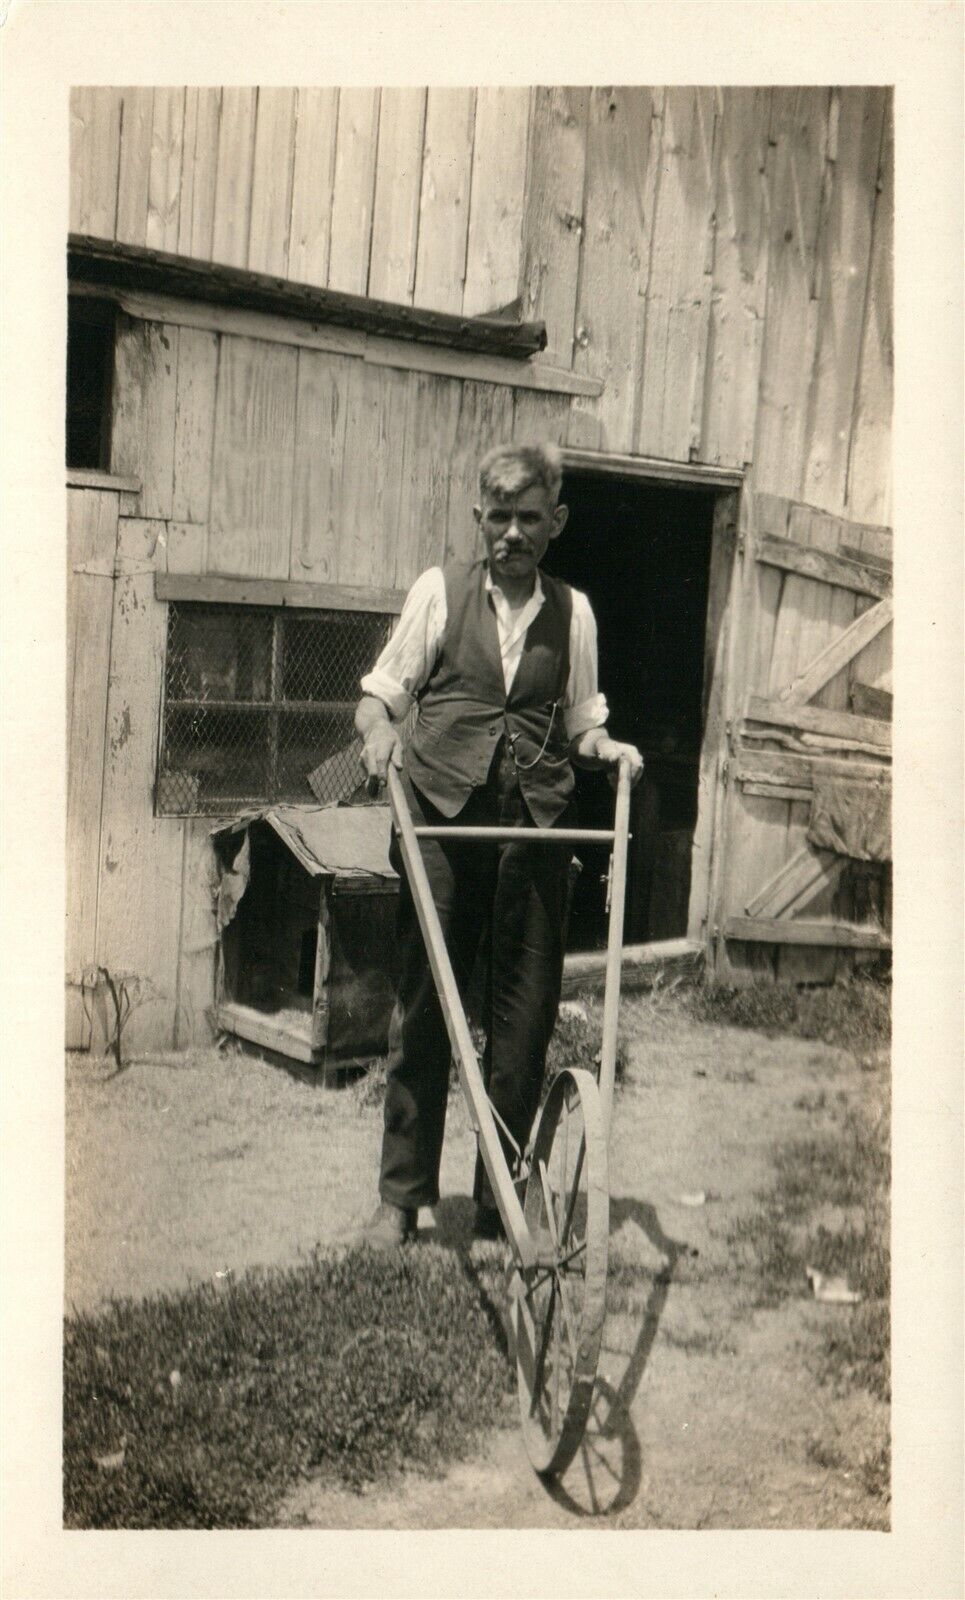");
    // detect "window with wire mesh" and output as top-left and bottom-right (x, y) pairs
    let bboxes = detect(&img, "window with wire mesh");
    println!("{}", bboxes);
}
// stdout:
(157, 602), (396, 815)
